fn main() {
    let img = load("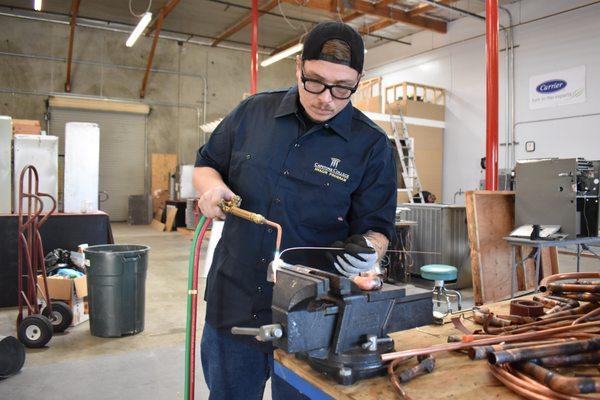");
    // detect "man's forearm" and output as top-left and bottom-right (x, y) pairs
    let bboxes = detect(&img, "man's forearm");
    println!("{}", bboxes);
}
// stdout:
(364, 231), (389, 260)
